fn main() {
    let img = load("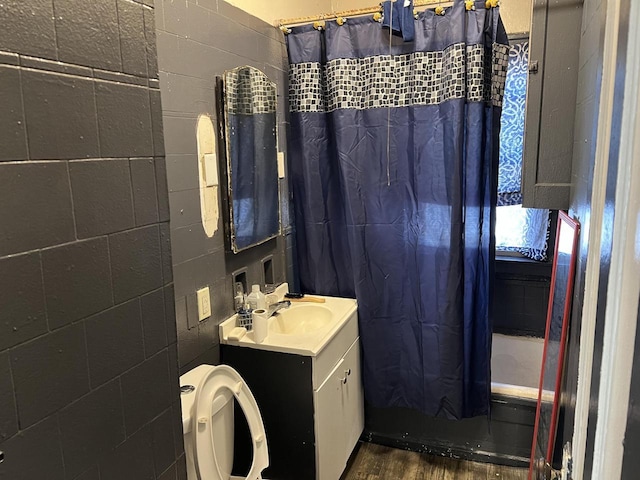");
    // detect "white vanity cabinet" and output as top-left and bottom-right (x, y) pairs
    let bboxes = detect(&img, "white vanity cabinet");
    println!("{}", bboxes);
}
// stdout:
(220, 308), (364, 480)
(314, 338), (364, 480)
